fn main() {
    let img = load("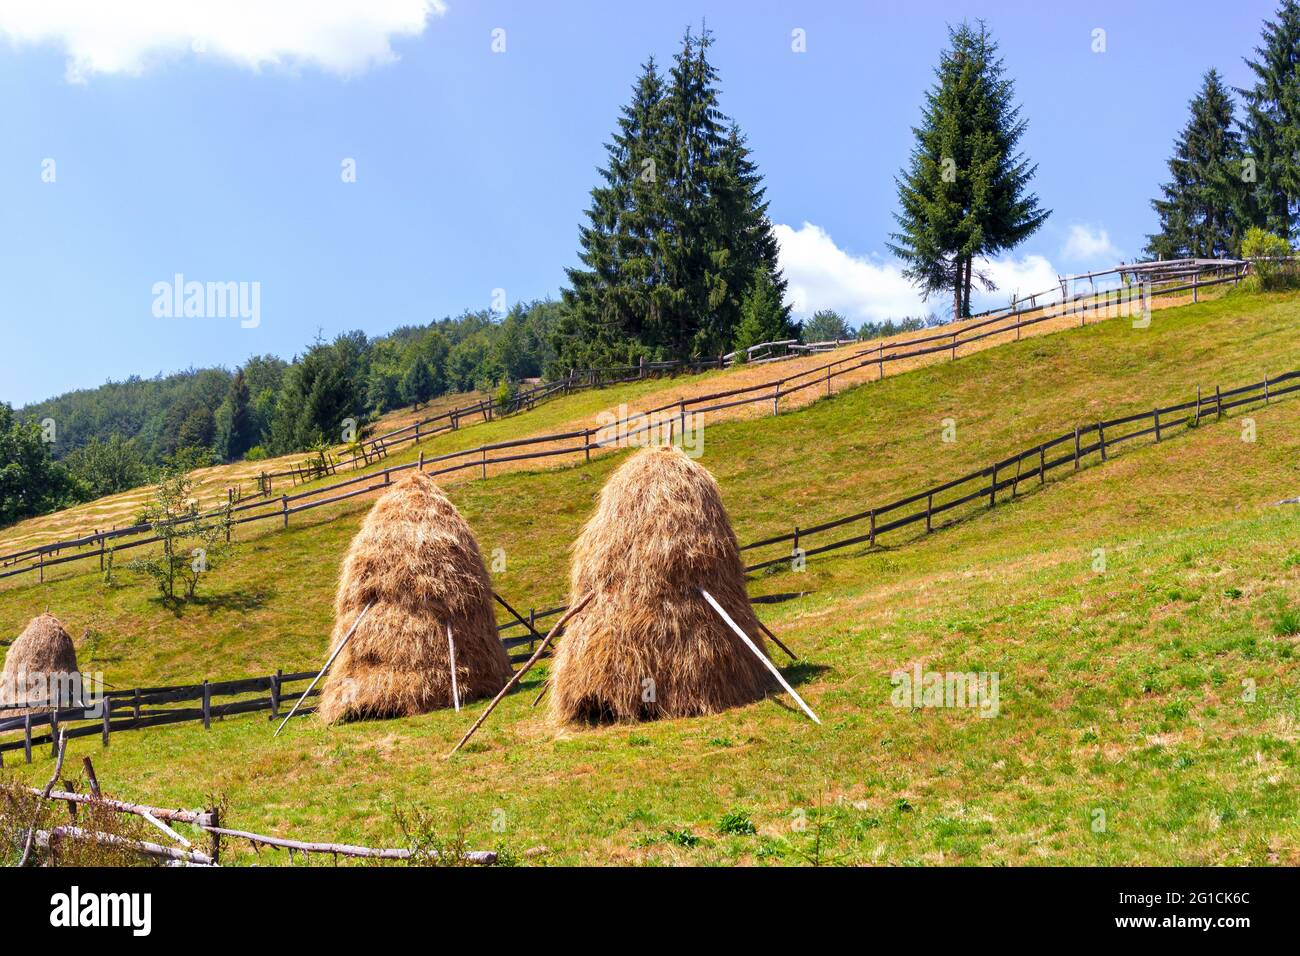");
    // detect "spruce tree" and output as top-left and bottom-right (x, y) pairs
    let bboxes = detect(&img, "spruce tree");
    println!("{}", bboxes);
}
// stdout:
(890, 21), (1048, 319)
(1239, 1), (1300, 239)
(559, 58), (669, 367)
(732, 268), (791, 355)
(1146, 70), (1248, 258)
(400, 359), (434, 410)
(559, 27), (786, 365)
